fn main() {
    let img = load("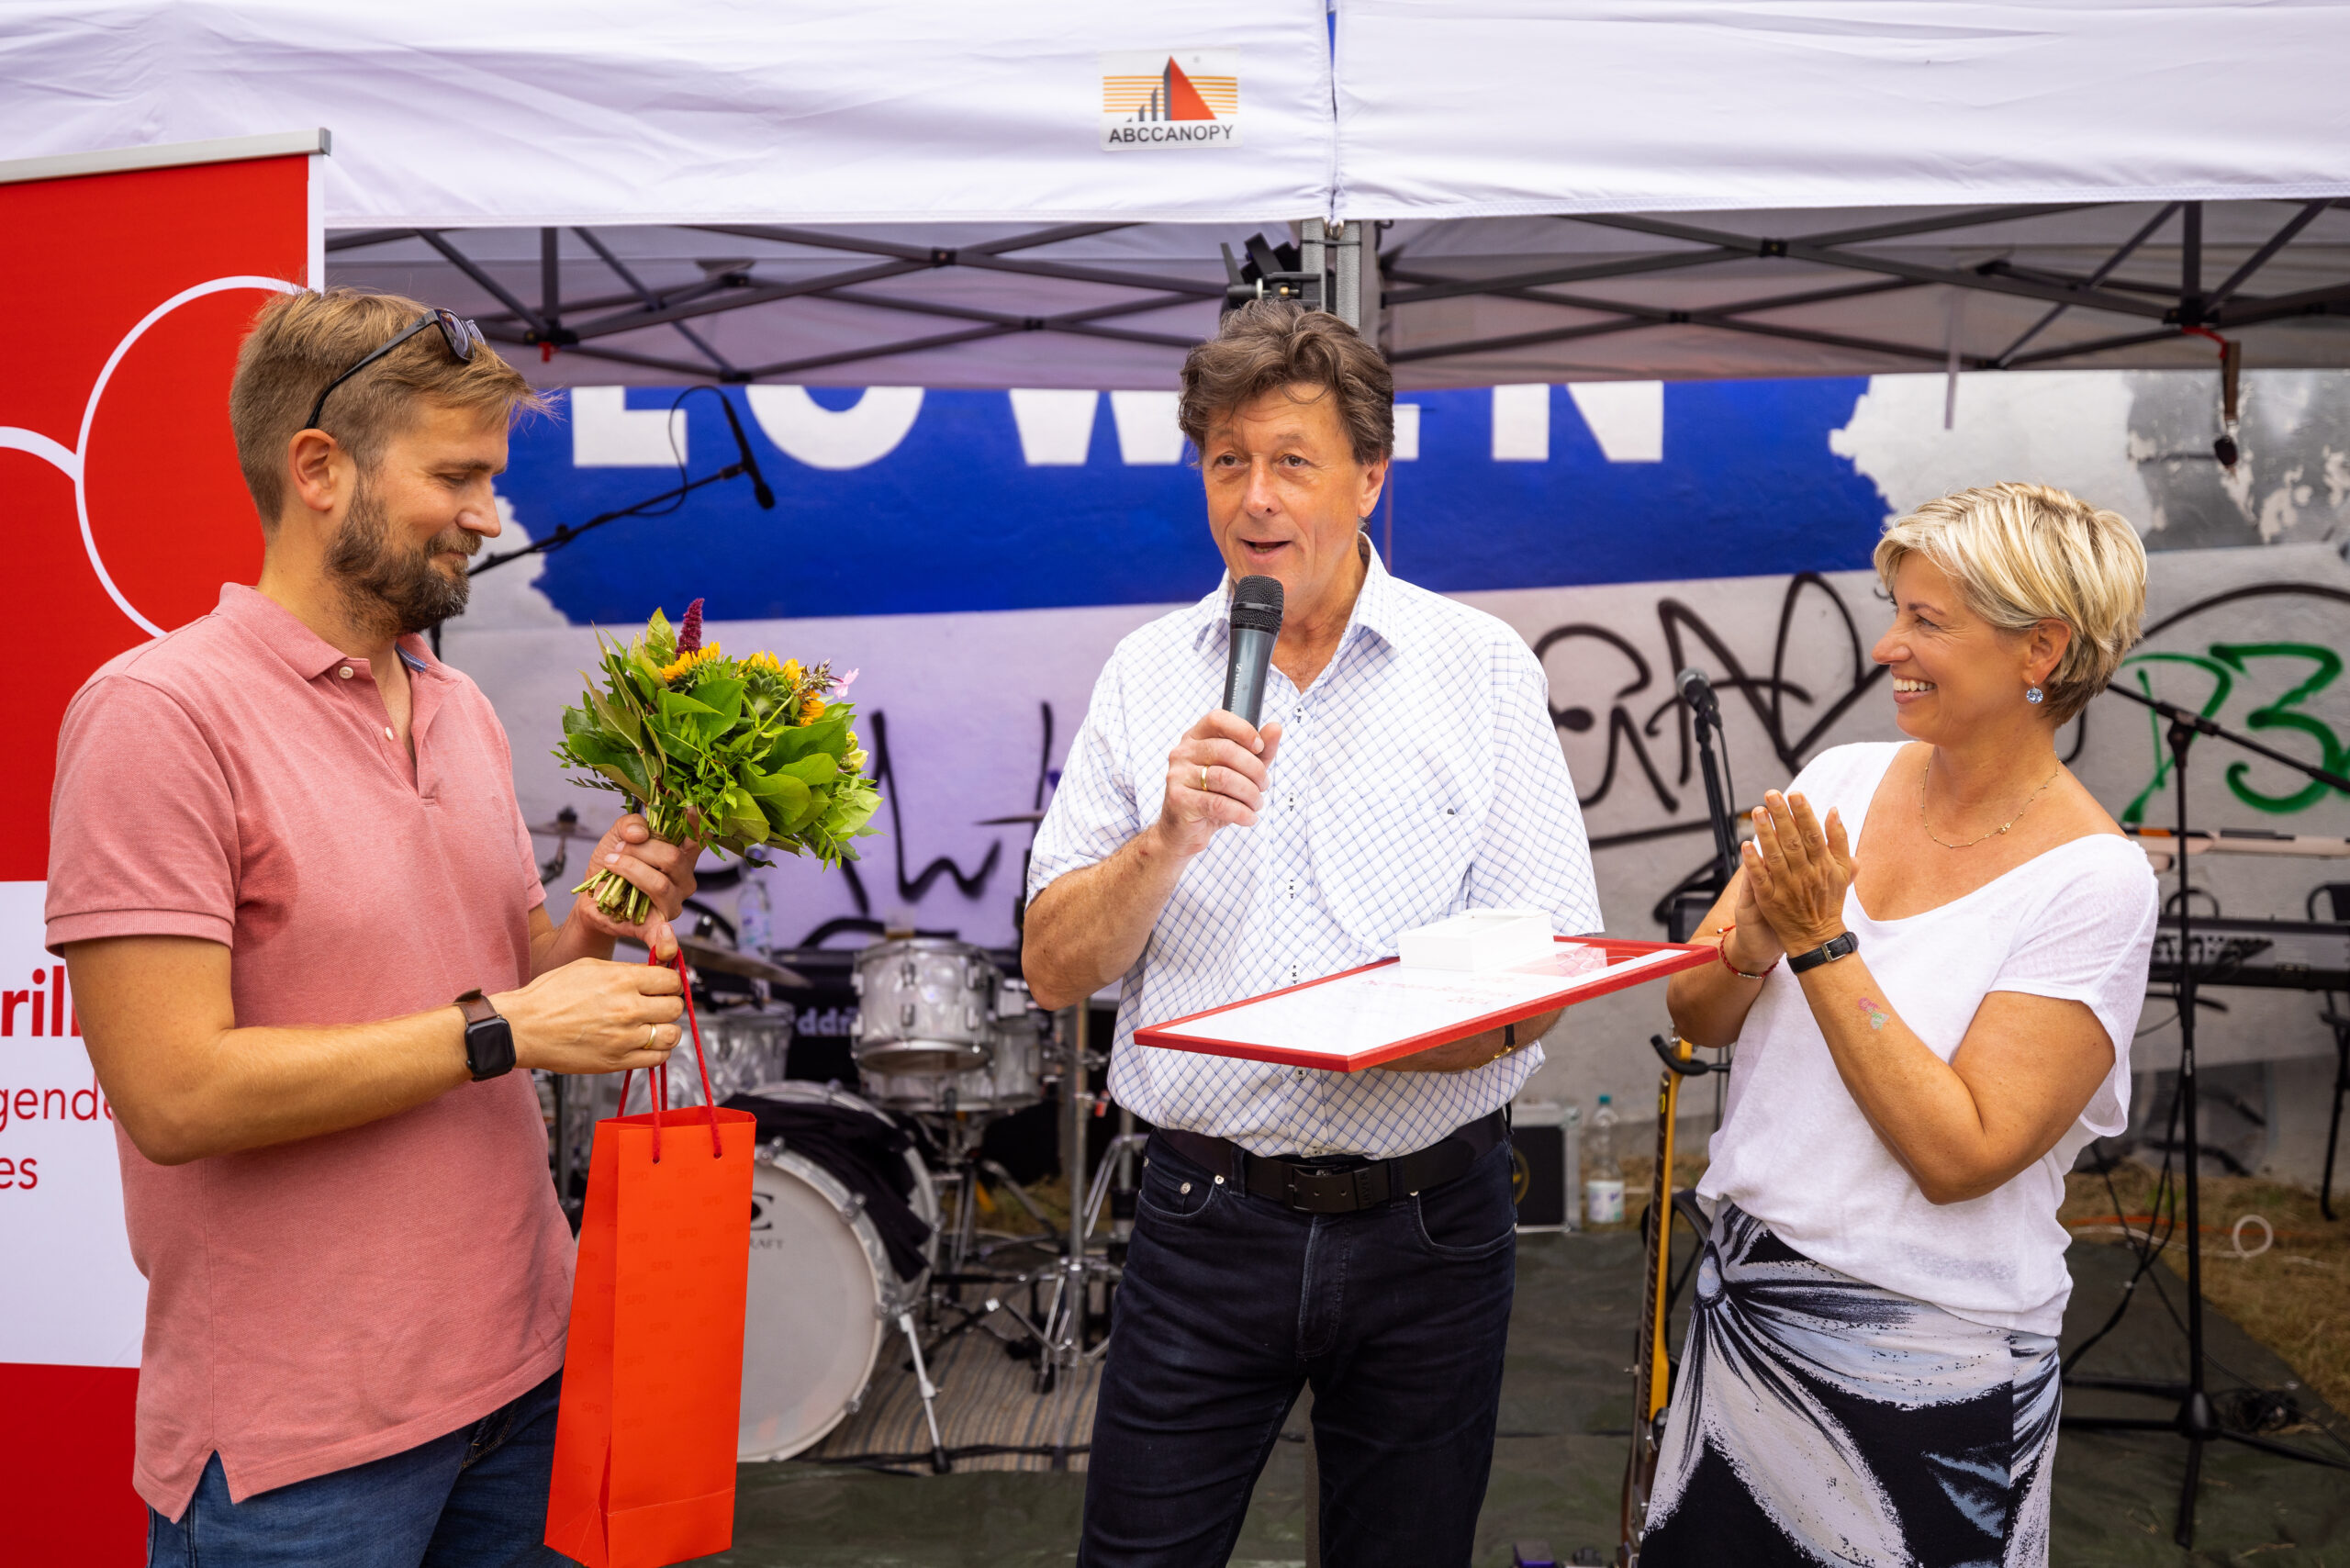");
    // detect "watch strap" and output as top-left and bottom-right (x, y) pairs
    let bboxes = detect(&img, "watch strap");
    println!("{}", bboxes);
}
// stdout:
(1787, 931), (1860, 975)
(454, 989), (515, 1081)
